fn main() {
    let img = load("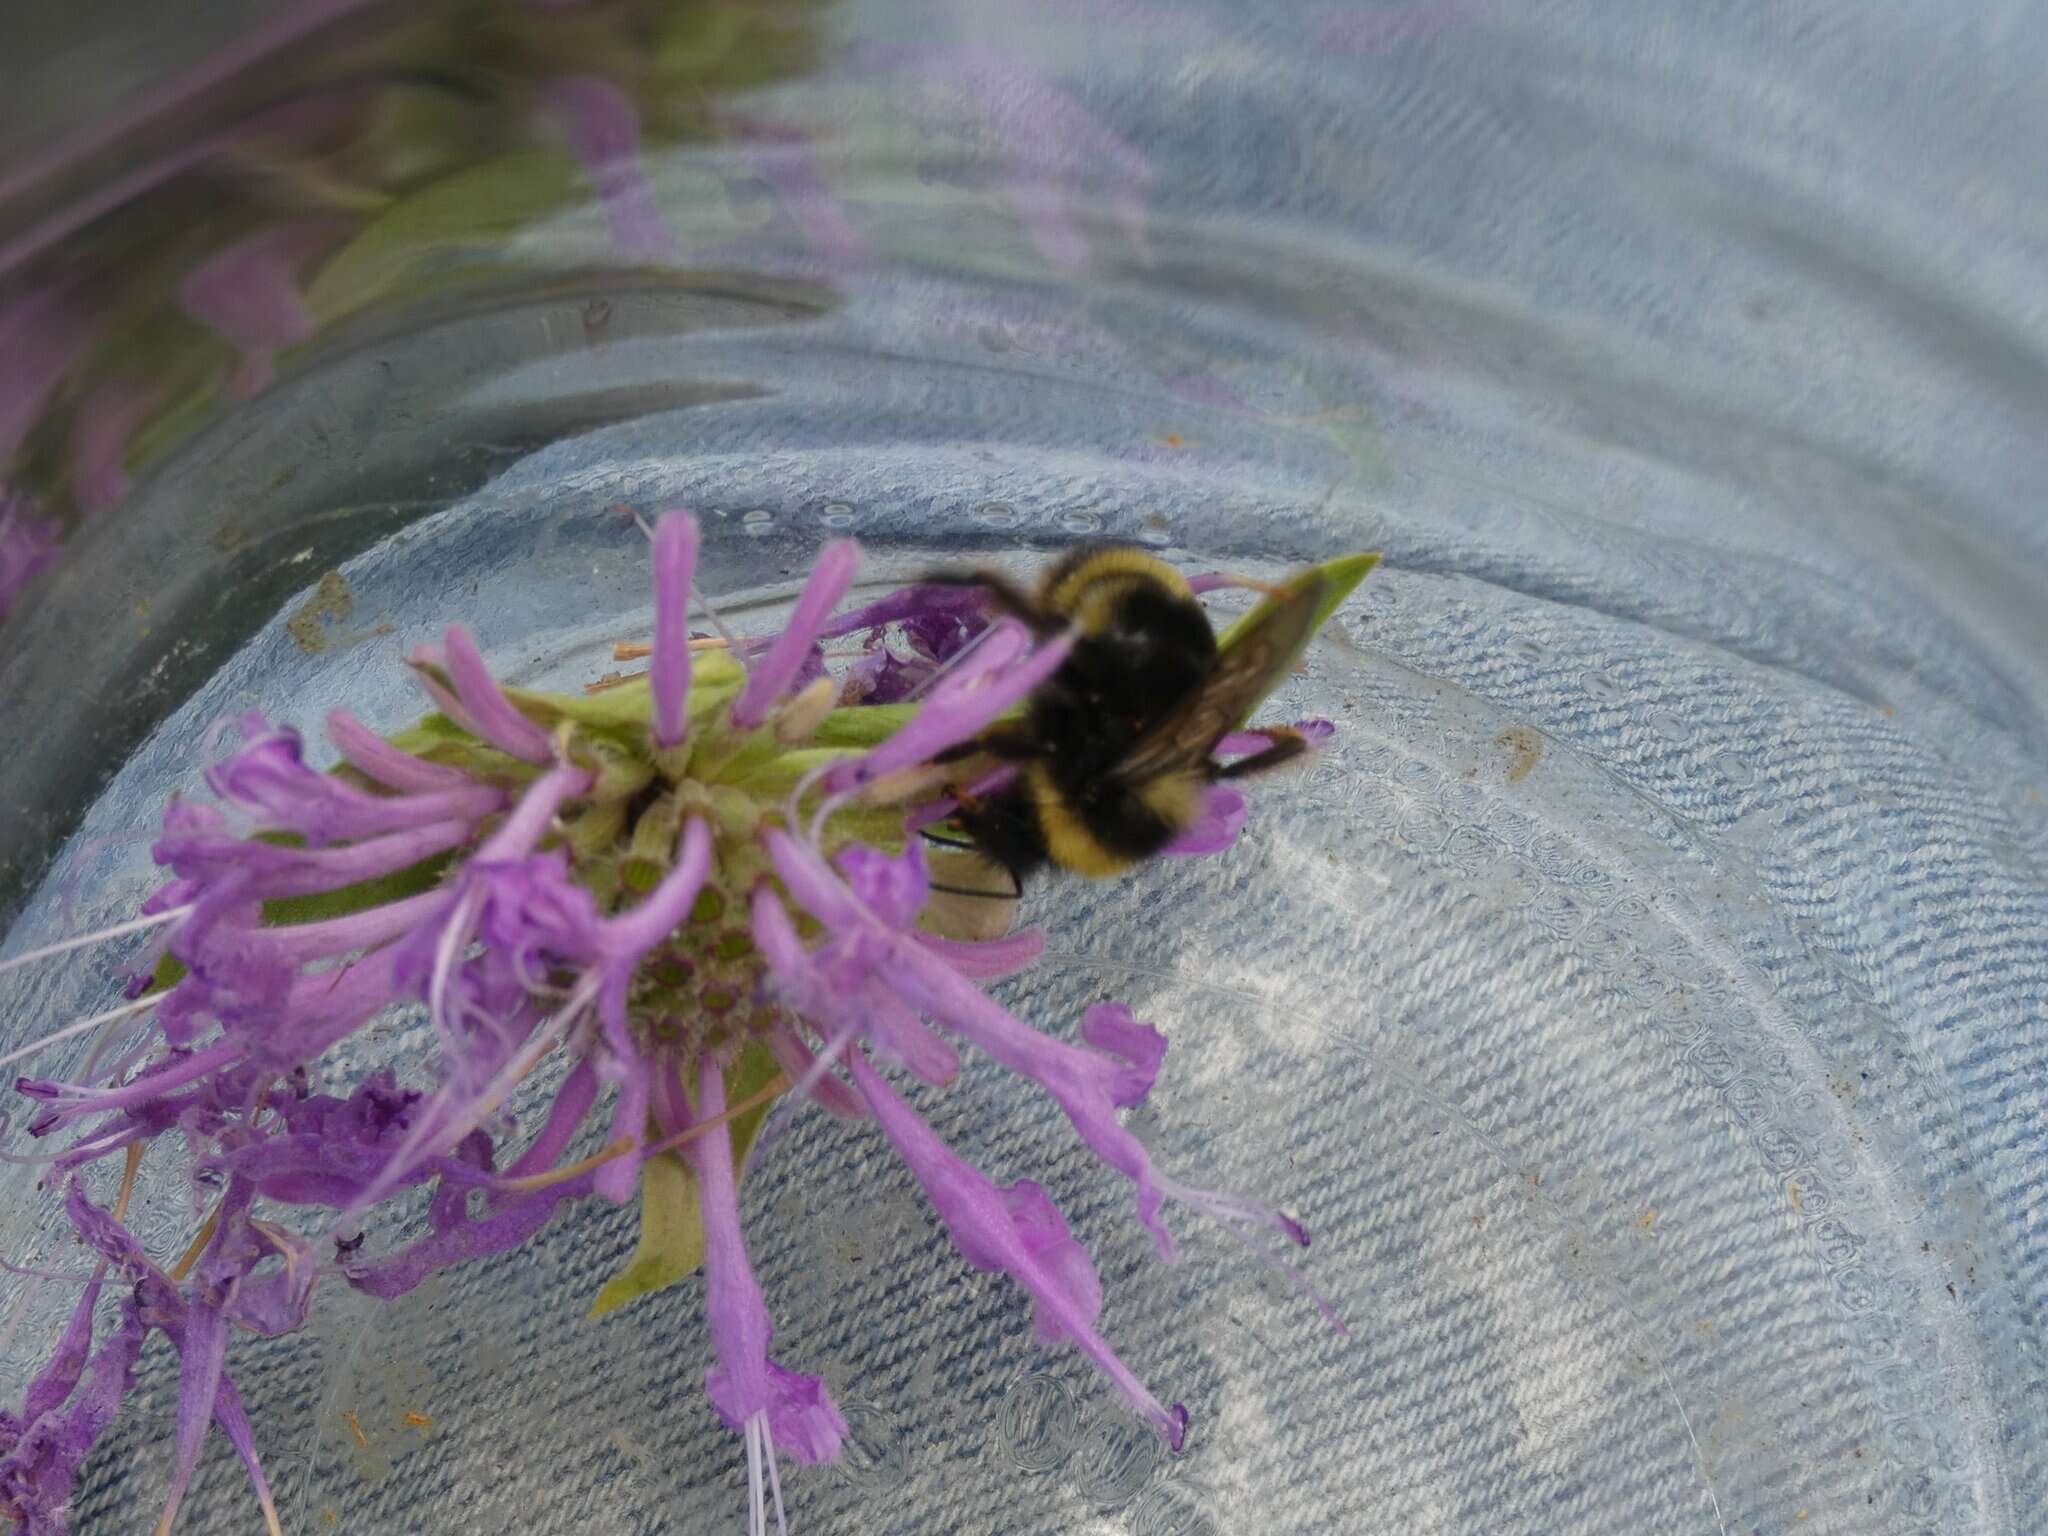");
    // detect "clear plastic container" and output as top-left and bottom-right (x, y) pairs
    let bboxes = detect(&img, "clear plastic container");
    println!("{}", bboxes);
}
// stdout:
(2, 3), (2044, 1533)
